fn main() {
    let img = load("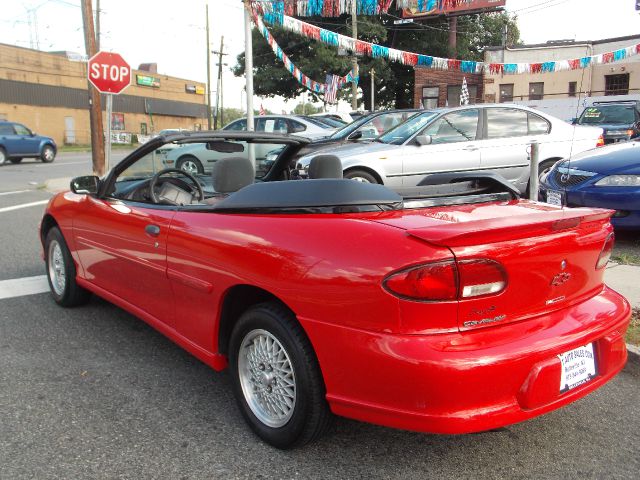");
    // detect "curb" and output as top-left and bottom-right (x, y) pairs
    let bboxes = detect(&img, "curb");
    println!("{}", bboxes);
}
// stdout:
(627, 343), (640, 359)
